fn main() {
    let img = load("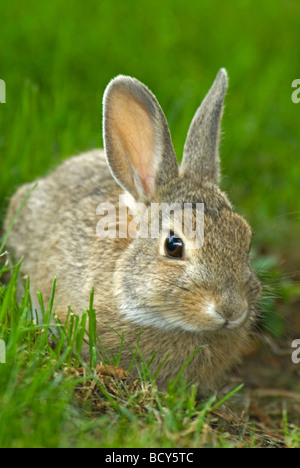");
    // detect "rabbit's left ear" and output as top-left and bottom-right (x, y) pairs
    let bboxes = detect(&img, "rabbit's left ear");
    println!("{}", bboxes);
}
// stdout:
(103, 76), (178, 202)
(180, 69), (228, 186)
